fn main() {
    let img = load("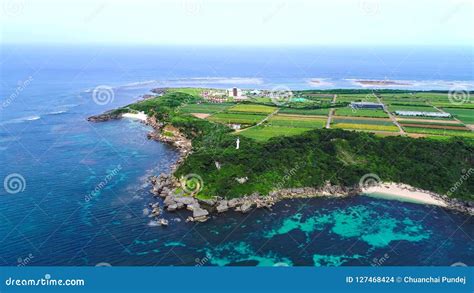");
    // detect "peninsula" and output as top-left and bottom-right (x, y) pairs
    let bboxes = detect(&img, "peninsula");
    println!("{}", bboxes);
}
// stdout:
(89, 87), (474, 223)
